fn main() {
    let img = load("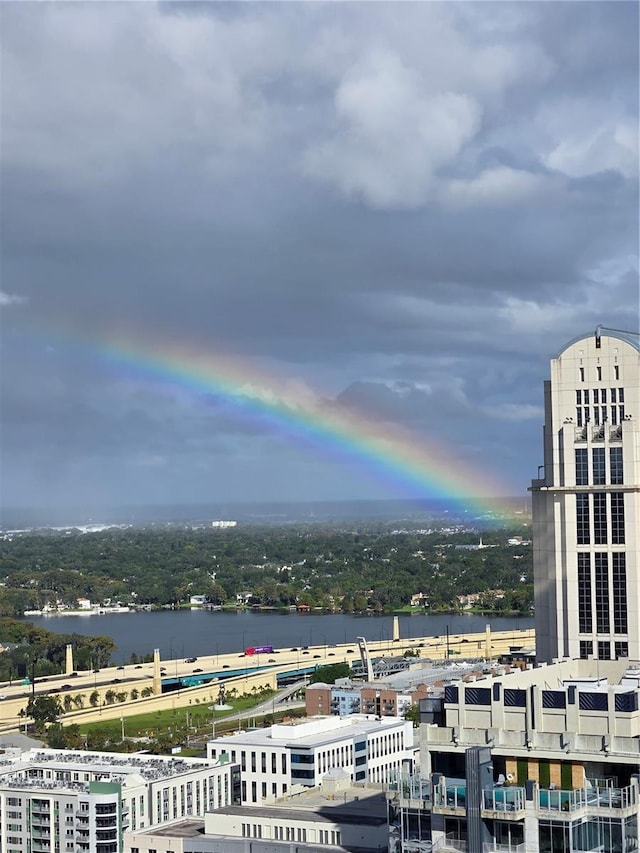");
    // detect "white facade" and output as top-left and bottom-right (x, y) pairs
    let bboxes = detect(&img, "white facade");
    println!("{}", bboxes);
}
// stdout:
(127, 779), (389, 853)
(531, 327), (640, 664)
(207, 714), (414, 803)
(0, 749), (240, 853)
